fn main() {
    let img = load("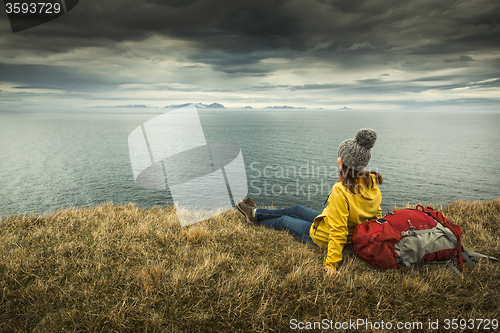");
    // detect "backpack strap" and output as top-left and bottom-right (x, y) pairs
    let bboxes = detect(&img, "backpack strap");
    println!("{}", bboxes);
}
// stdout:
(434, 249), (498, 277)
(446, 261), (463, 278)
(400, 228), (437, 237)
(457, 234), (465, 271)
(462, 248), (498, 262)
(461, 251), (476, 269)
(401, 261), (411, 269)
